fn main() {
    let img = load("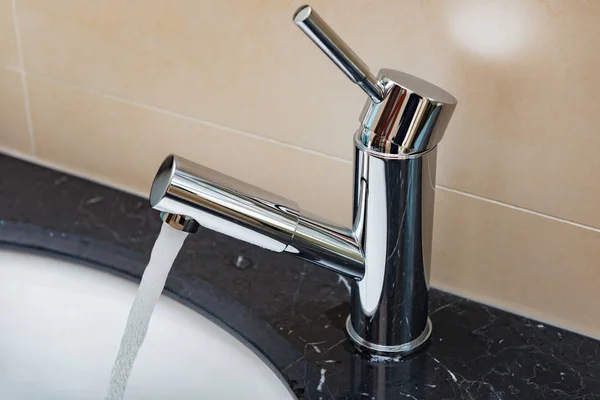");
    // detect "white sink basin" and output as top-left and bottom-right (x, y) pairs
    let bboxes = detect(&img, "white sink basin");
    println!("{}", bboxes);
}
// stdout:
(0, 249), (295, 400)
